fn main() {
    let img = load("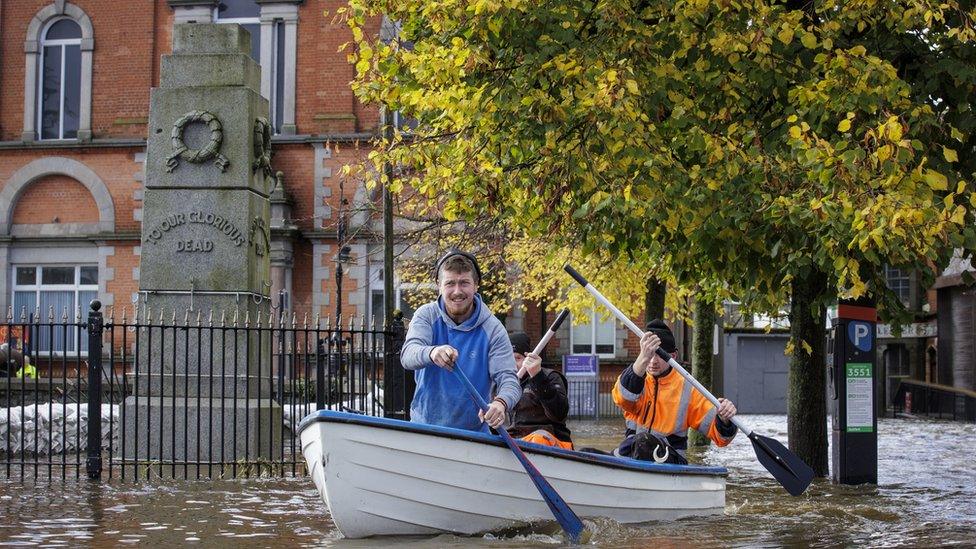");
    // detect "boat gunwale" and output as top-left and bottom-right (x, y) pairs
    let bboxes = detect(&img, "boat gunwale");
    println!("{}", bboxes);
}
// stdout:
(299, 410), (728, 477)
